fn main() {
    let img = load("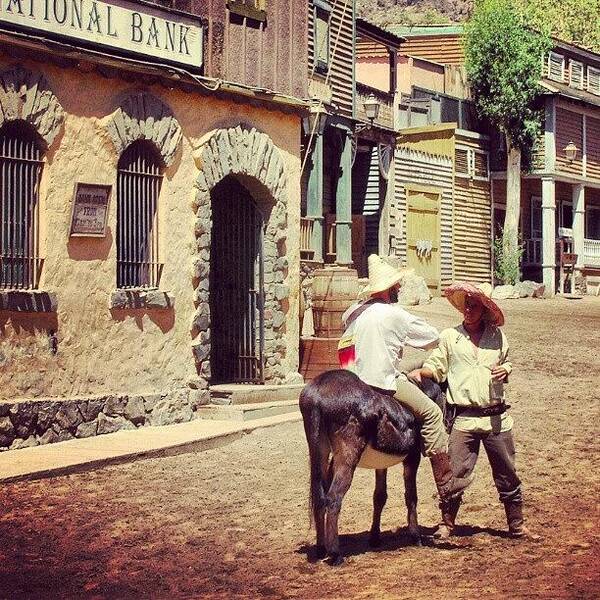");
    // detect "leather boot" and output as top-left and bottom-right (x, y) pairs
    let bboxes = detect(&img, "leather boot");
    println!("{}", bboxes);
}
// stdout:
(429, 451), (474, 501)
(504, 501), (531, 538)
(434, 497), (461, 540)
